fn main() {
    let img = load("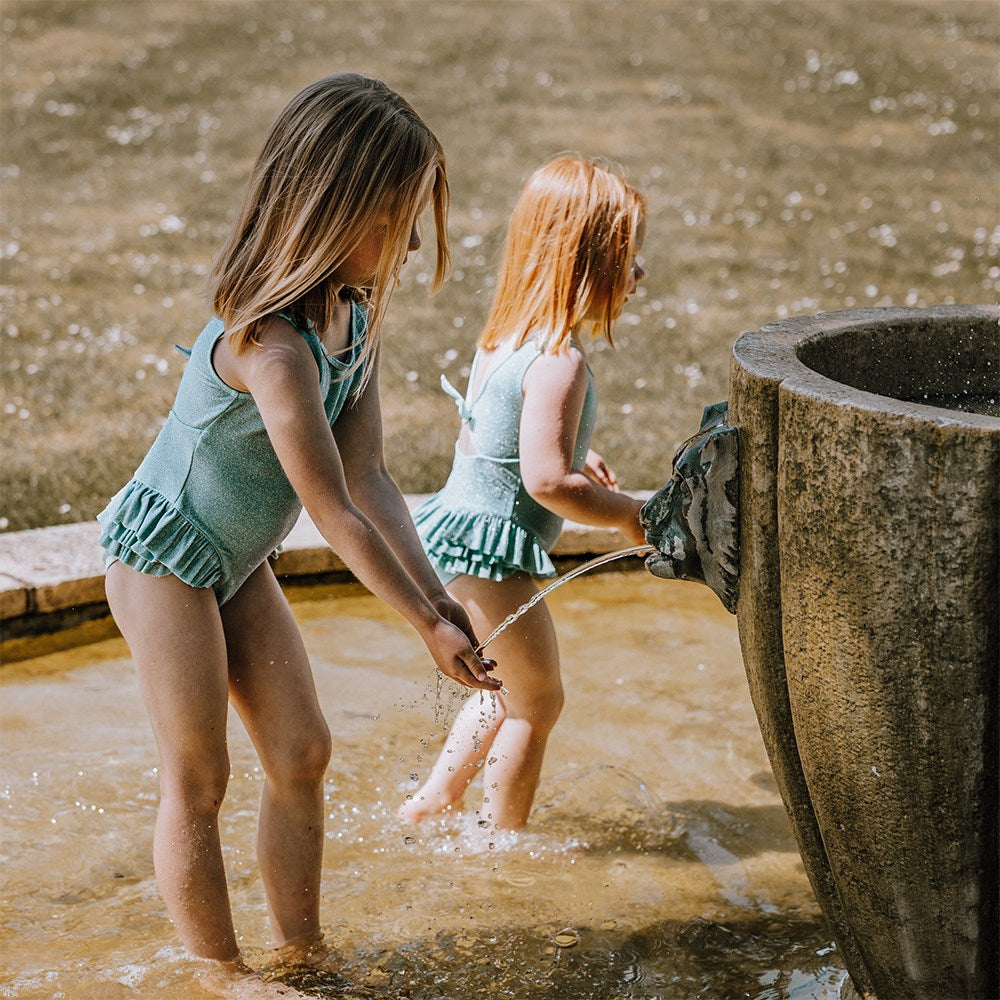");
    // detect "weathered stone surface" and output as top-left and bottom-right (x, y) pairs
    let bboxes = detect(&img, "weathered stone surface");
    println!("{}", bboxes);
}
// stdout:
(730, 305), (1000, 1000)
(0, 574), (28, 619)
(0, 522), (106, 613)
